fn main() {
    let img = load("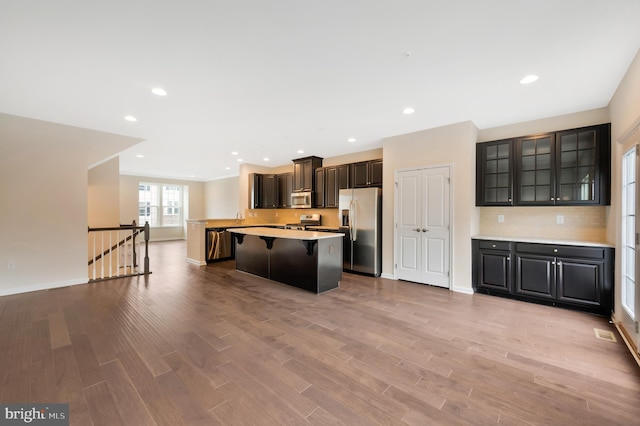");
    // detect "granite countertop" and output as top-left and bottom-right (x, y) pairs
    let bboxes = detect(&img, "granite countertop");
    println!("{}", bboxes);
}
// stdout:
(472, 235), (614, 248)
(229, 227), (344, 240)
(205, 222), (283, 229)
